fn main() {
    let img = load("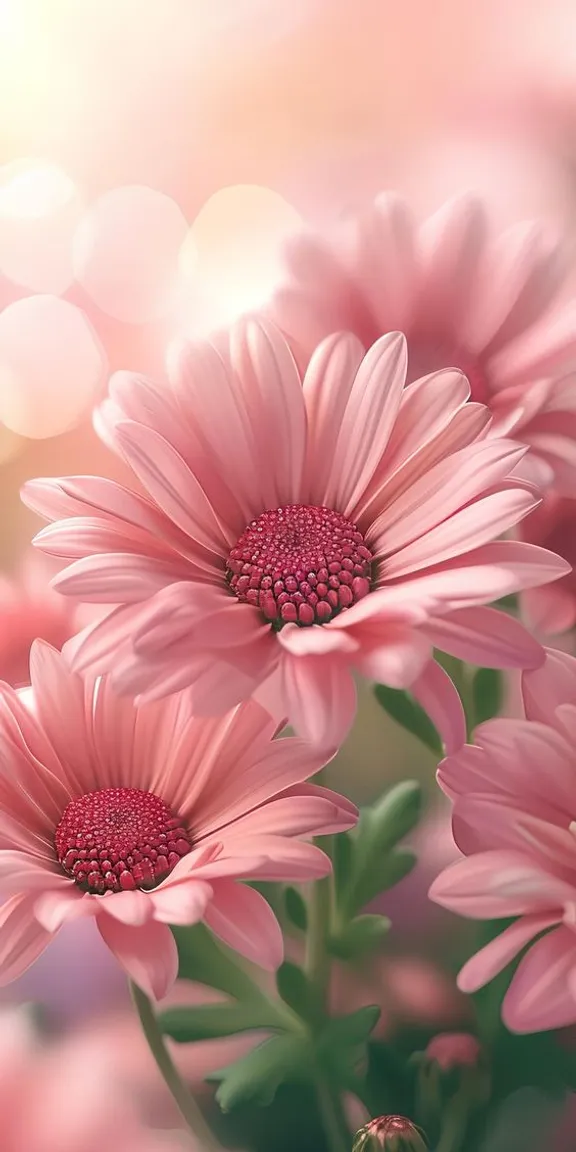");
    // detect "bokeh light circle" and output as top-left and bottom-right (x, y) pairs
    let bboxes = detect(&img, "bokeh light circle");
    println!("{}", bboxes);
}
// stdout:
(178, 184), (302, 336)
(73, 185), (189, 323)
(0, 159), (81, 294)
(0, 295), (108, 439)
